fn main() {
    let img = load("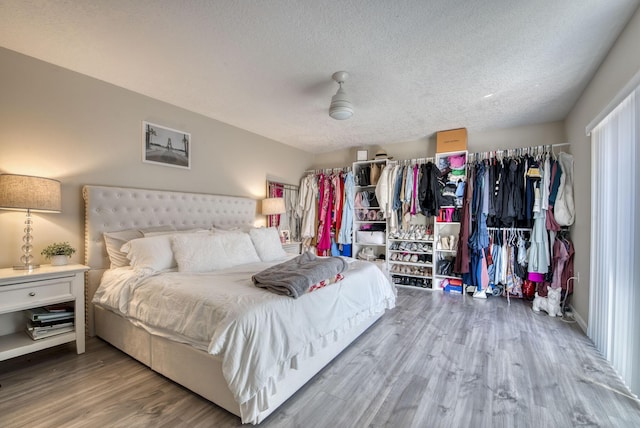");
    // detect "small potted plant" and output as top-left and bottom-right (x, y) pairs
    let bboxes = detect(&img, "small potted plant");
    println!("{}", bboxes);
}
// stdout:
(41, 242), (76, 266)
